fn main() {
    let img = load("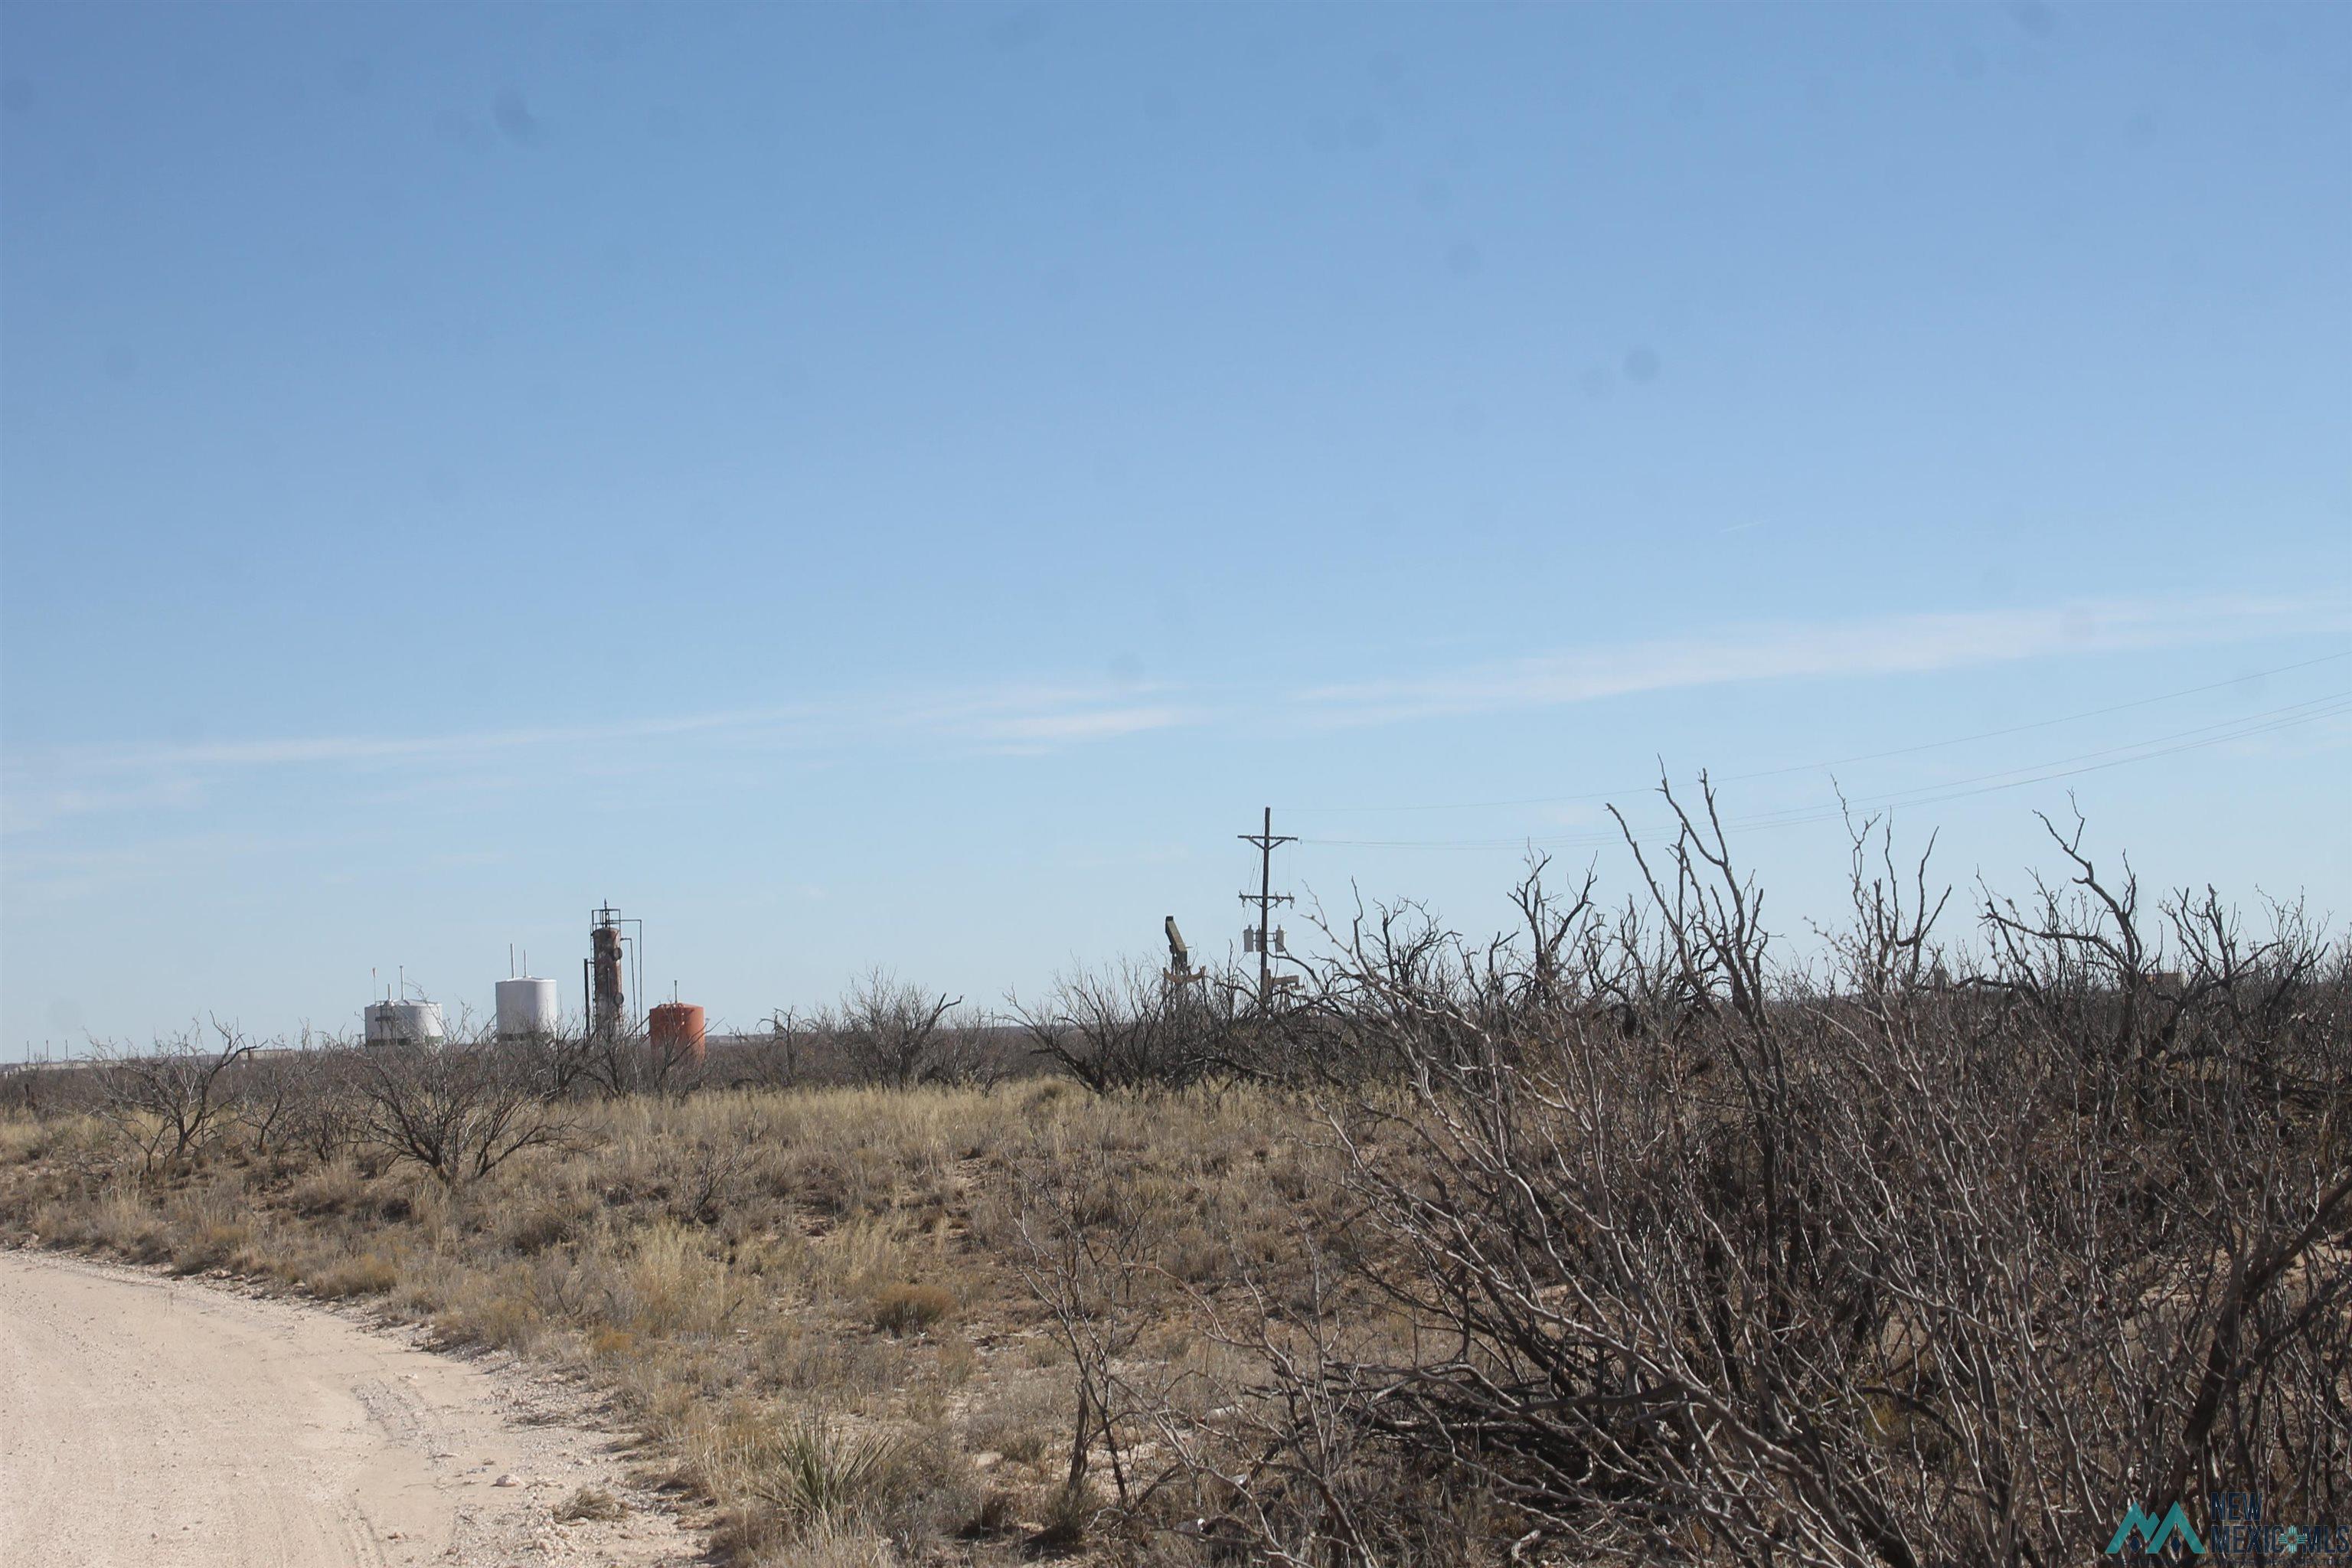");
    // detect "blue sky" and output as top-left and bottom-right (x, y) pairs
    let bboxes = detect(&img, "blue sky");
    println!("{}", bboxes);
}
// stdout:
(3, 2), (2347, 1053)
